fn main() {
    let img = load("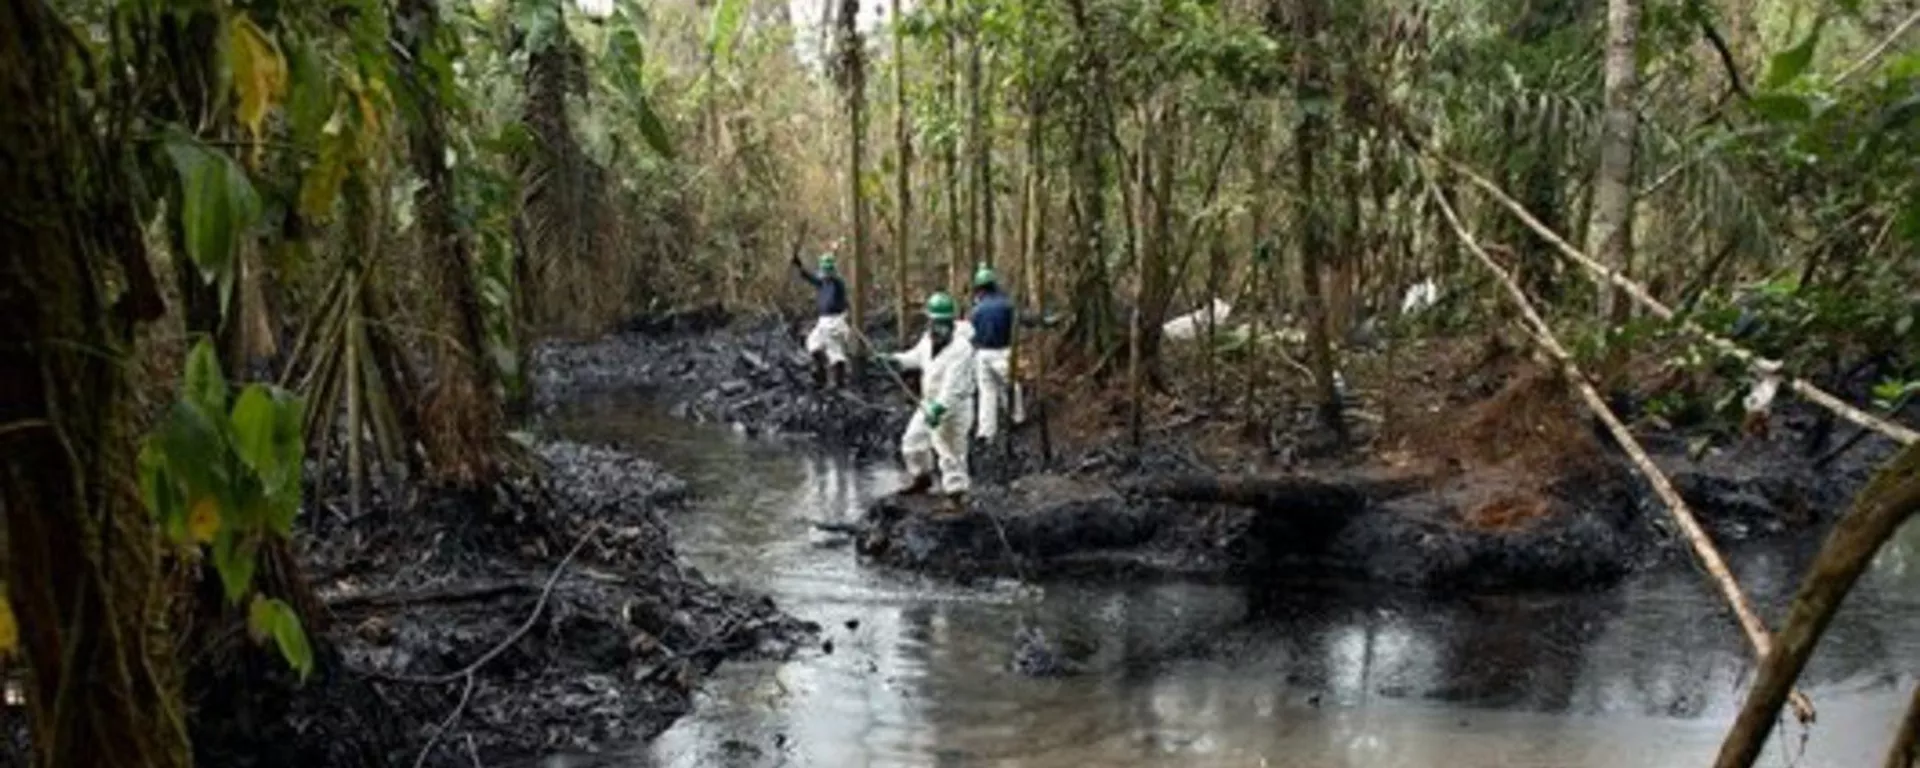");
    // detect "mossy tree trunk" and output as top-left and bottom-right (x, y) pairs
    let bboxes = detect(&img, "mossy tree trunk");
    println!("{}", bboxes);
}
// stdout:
(1, 2), (188, 764)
